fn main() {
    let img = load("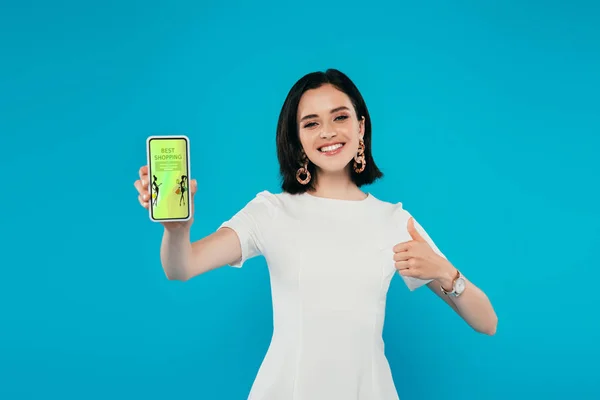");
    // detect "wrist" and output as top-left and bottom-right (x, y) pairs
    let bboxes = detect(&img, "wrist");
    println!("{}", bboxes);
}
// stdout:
(436, 262), (458, 292)
(164, 225), (191, 240)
